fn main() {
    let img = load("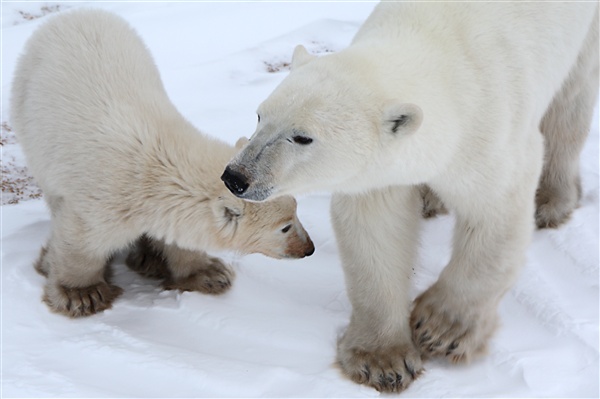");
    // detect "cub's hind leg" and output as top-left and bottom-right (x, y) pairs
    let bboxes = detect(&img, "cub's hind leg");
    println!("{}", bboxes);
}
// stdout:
(41, 206), (123, 317)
